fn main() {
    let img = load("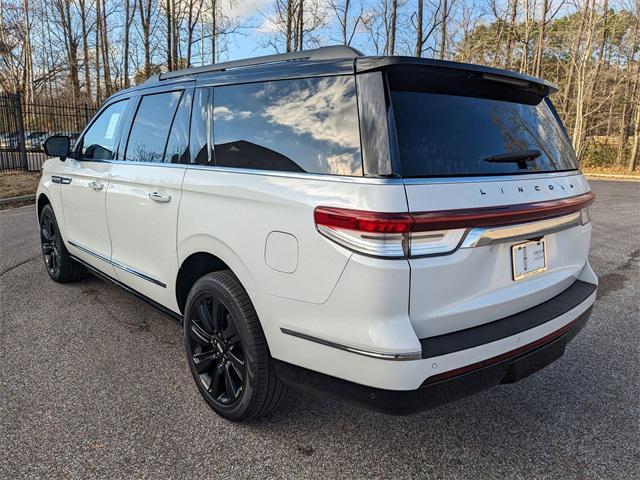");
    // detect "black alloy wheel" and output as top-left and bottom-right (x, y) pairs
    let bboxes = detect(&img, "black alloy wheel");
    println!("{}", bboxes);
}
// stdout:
(38, 204), (86, 282)
(183, 271), (287, 421)
(40, 209), (61, 277)
(187, 294), (246, 406)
